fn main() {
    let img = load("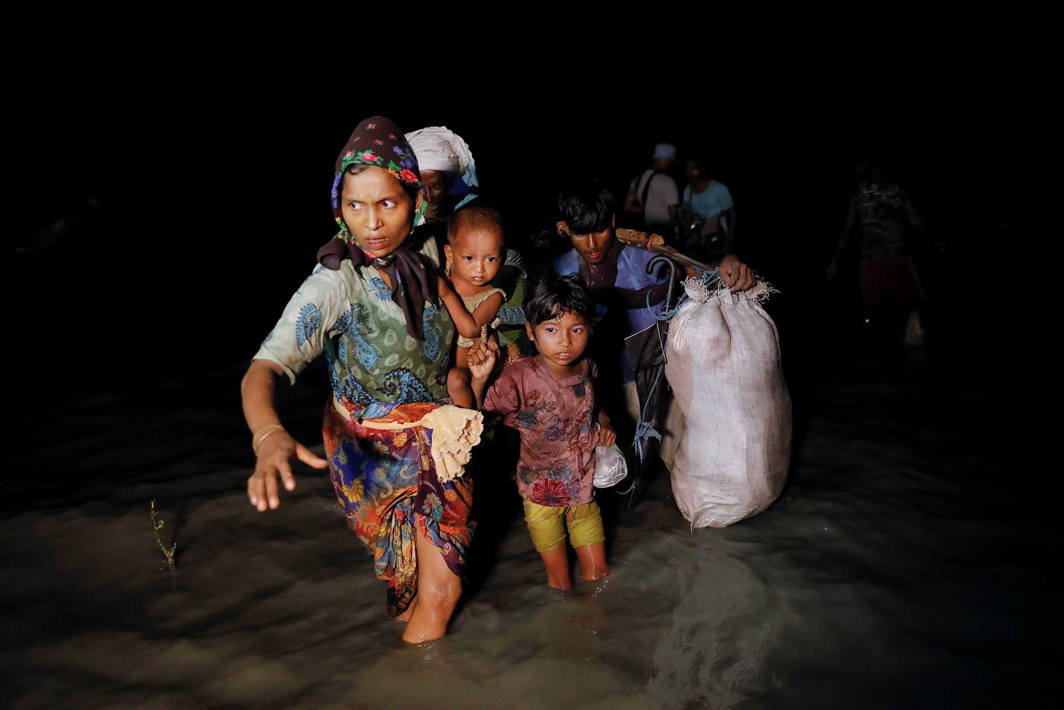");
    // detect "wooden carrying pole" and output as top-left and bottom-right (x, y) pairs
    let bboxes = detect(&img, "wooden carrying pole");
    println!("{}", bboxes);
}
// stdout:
(614, 229), (716, 272)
